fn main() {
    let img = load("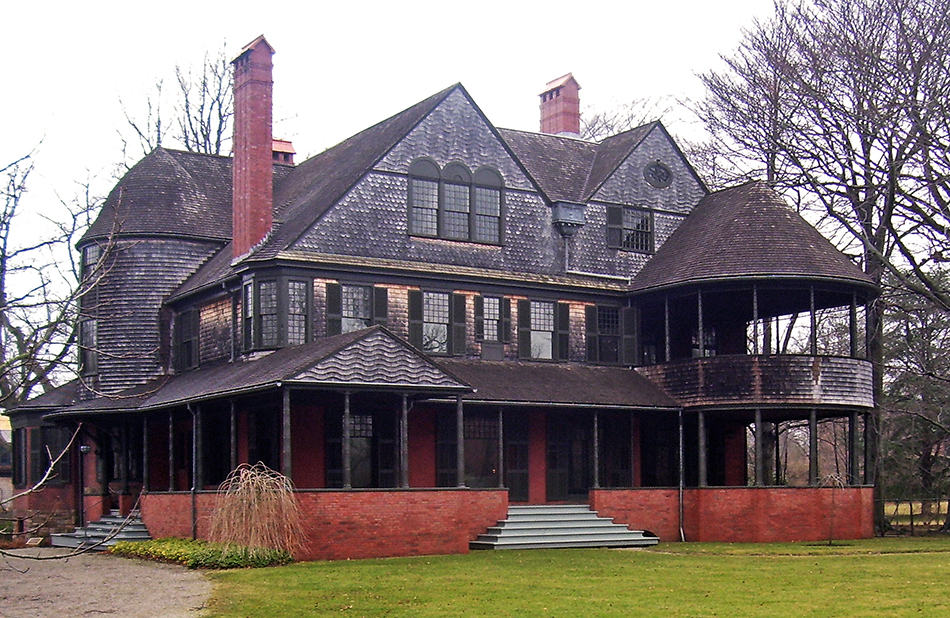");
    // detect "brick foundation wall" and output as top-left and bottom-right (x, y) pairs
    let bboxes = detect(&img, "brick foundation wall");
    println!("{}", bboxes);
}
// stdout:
(141, 488), (508, 561)
(591, 486), (874, 543)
